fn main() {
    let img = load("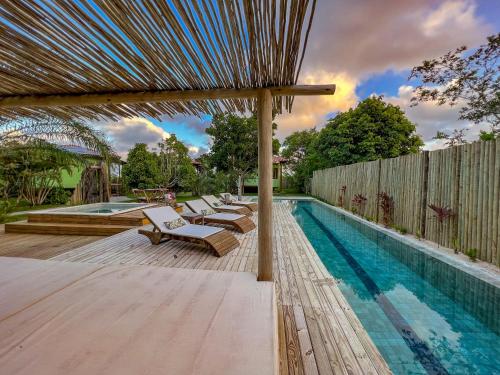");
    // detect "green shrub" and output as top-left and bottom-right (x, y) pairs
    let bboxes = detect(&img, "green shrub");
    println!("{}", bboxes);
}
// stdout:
(0, 199), (14, 223)
(465, 248), (478, 262)
(393, 225), (408, 235)
(45, 187), (71, 205)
